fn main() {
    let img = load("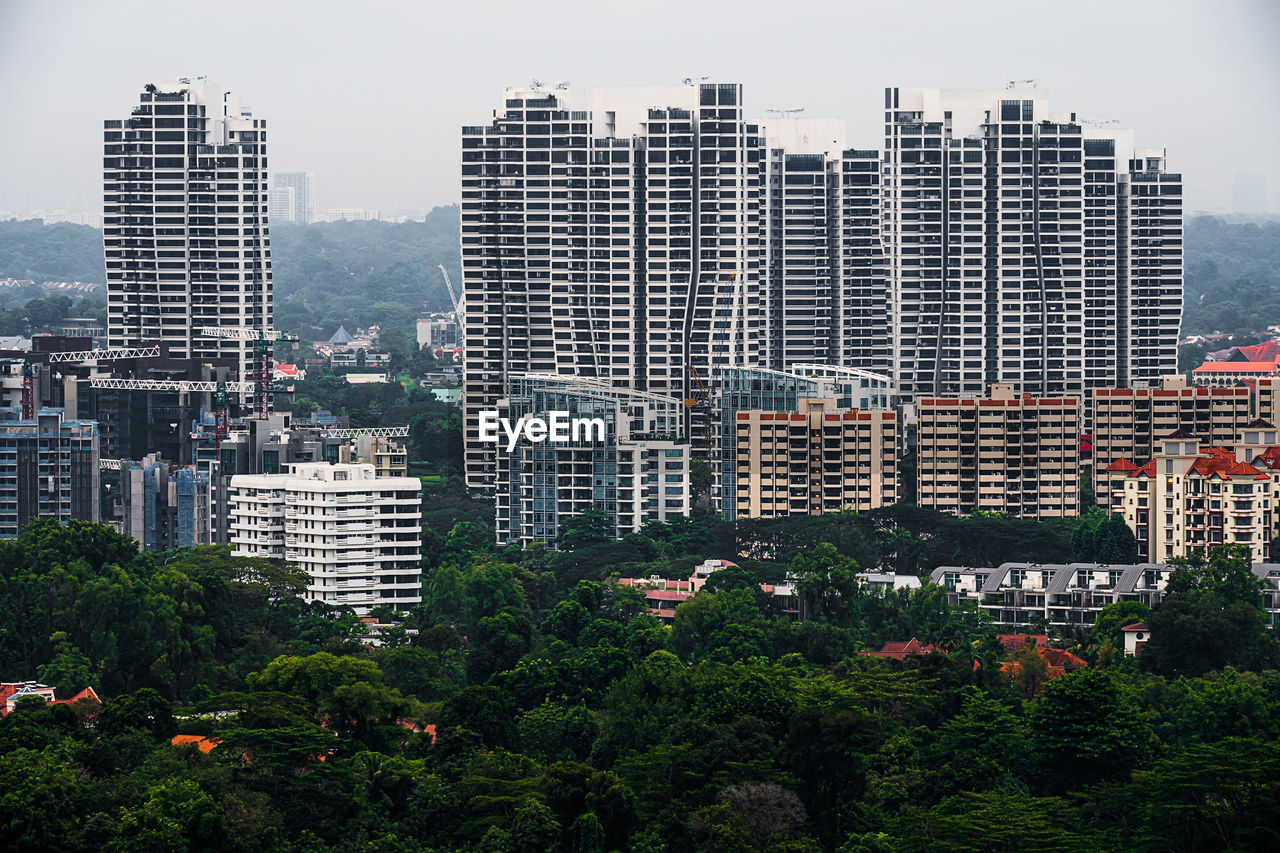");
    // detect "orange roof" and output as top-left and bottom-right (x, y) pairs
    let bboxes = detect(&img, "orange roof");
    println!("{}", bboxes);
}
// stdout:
(1192, 361), (1280, 373)
(1226, 461), (1270, 479)
(172, 734), (220, 754)
(1235, 341), (1280, 362)
(1104, 458), (1140, 473)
